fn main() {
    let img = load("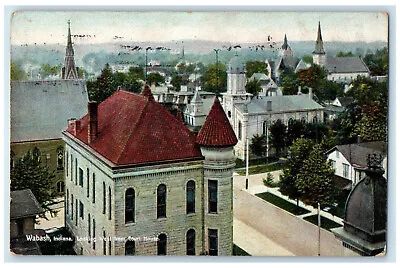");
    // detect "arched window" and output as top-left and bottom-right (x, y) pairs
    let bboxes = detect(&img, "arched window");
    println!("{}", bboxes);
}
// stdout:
(71, 194), (74, 220)
(66, 189), (69, 215)
(186, 229), (196, 255)
(288, 118), (294, 126)
(228, 111), (231, 118)
(186, 181), (195, 214)
(238, 121), (242, 140)
(157, 234), (167, 255)
(57, 181), (65, 193)
(313, 116), (318, 123)
(92, 219), (96, 250)
(157, 184), (166, 218)
(57, 146), (64, 170)
(87, 168), (90, 198)
(92, 173), (96, 203)
(125, 188), (135, 223)
(103, 231), (106, 255)
(125, 240), (135, 255)
(301, 117), (306, 123)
